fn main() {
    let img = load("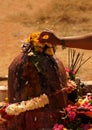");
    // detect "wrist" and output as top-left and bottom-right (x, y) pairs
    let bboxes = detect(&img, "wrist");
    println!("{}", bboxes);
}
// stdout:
(61, 39), (66, 49)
